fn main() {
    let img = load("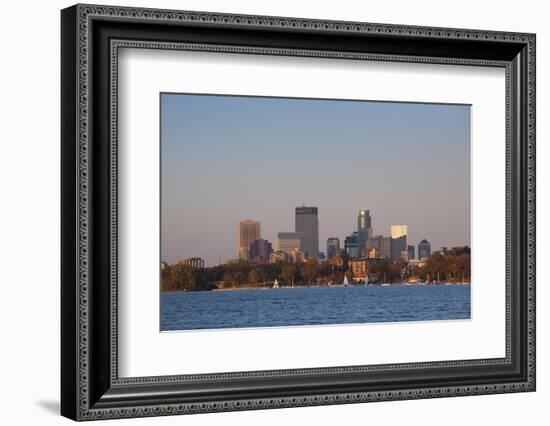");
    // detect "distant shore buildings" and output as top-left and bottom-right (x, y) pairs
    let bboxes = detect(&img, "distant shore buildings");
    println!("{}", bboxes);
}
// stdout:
(295, 206), (319, 258)
(249, 238), (273, 263)
(276, 231), (305, 255)
(171, 207), (464, 270)
(229, 208), (462, 270)
(326, 237), (340, 260)
(235, 205), (320, 265)
(418, 239), (432, 259)
(238, 220), (261, 260)
(390, 225), (408, 262)
(178, 257), (205, 268)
